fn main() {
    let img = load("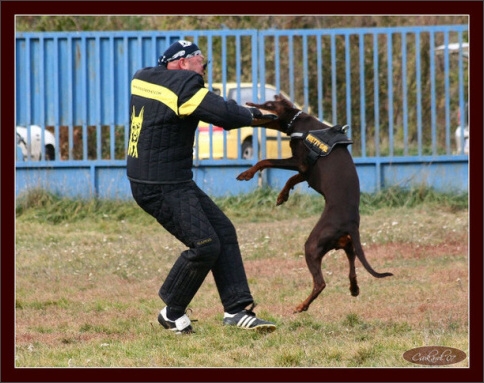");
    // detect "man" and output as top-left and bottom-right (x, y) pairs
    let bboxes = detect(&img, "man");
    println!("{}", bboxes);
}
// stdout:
(127, 40), (276, 334)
